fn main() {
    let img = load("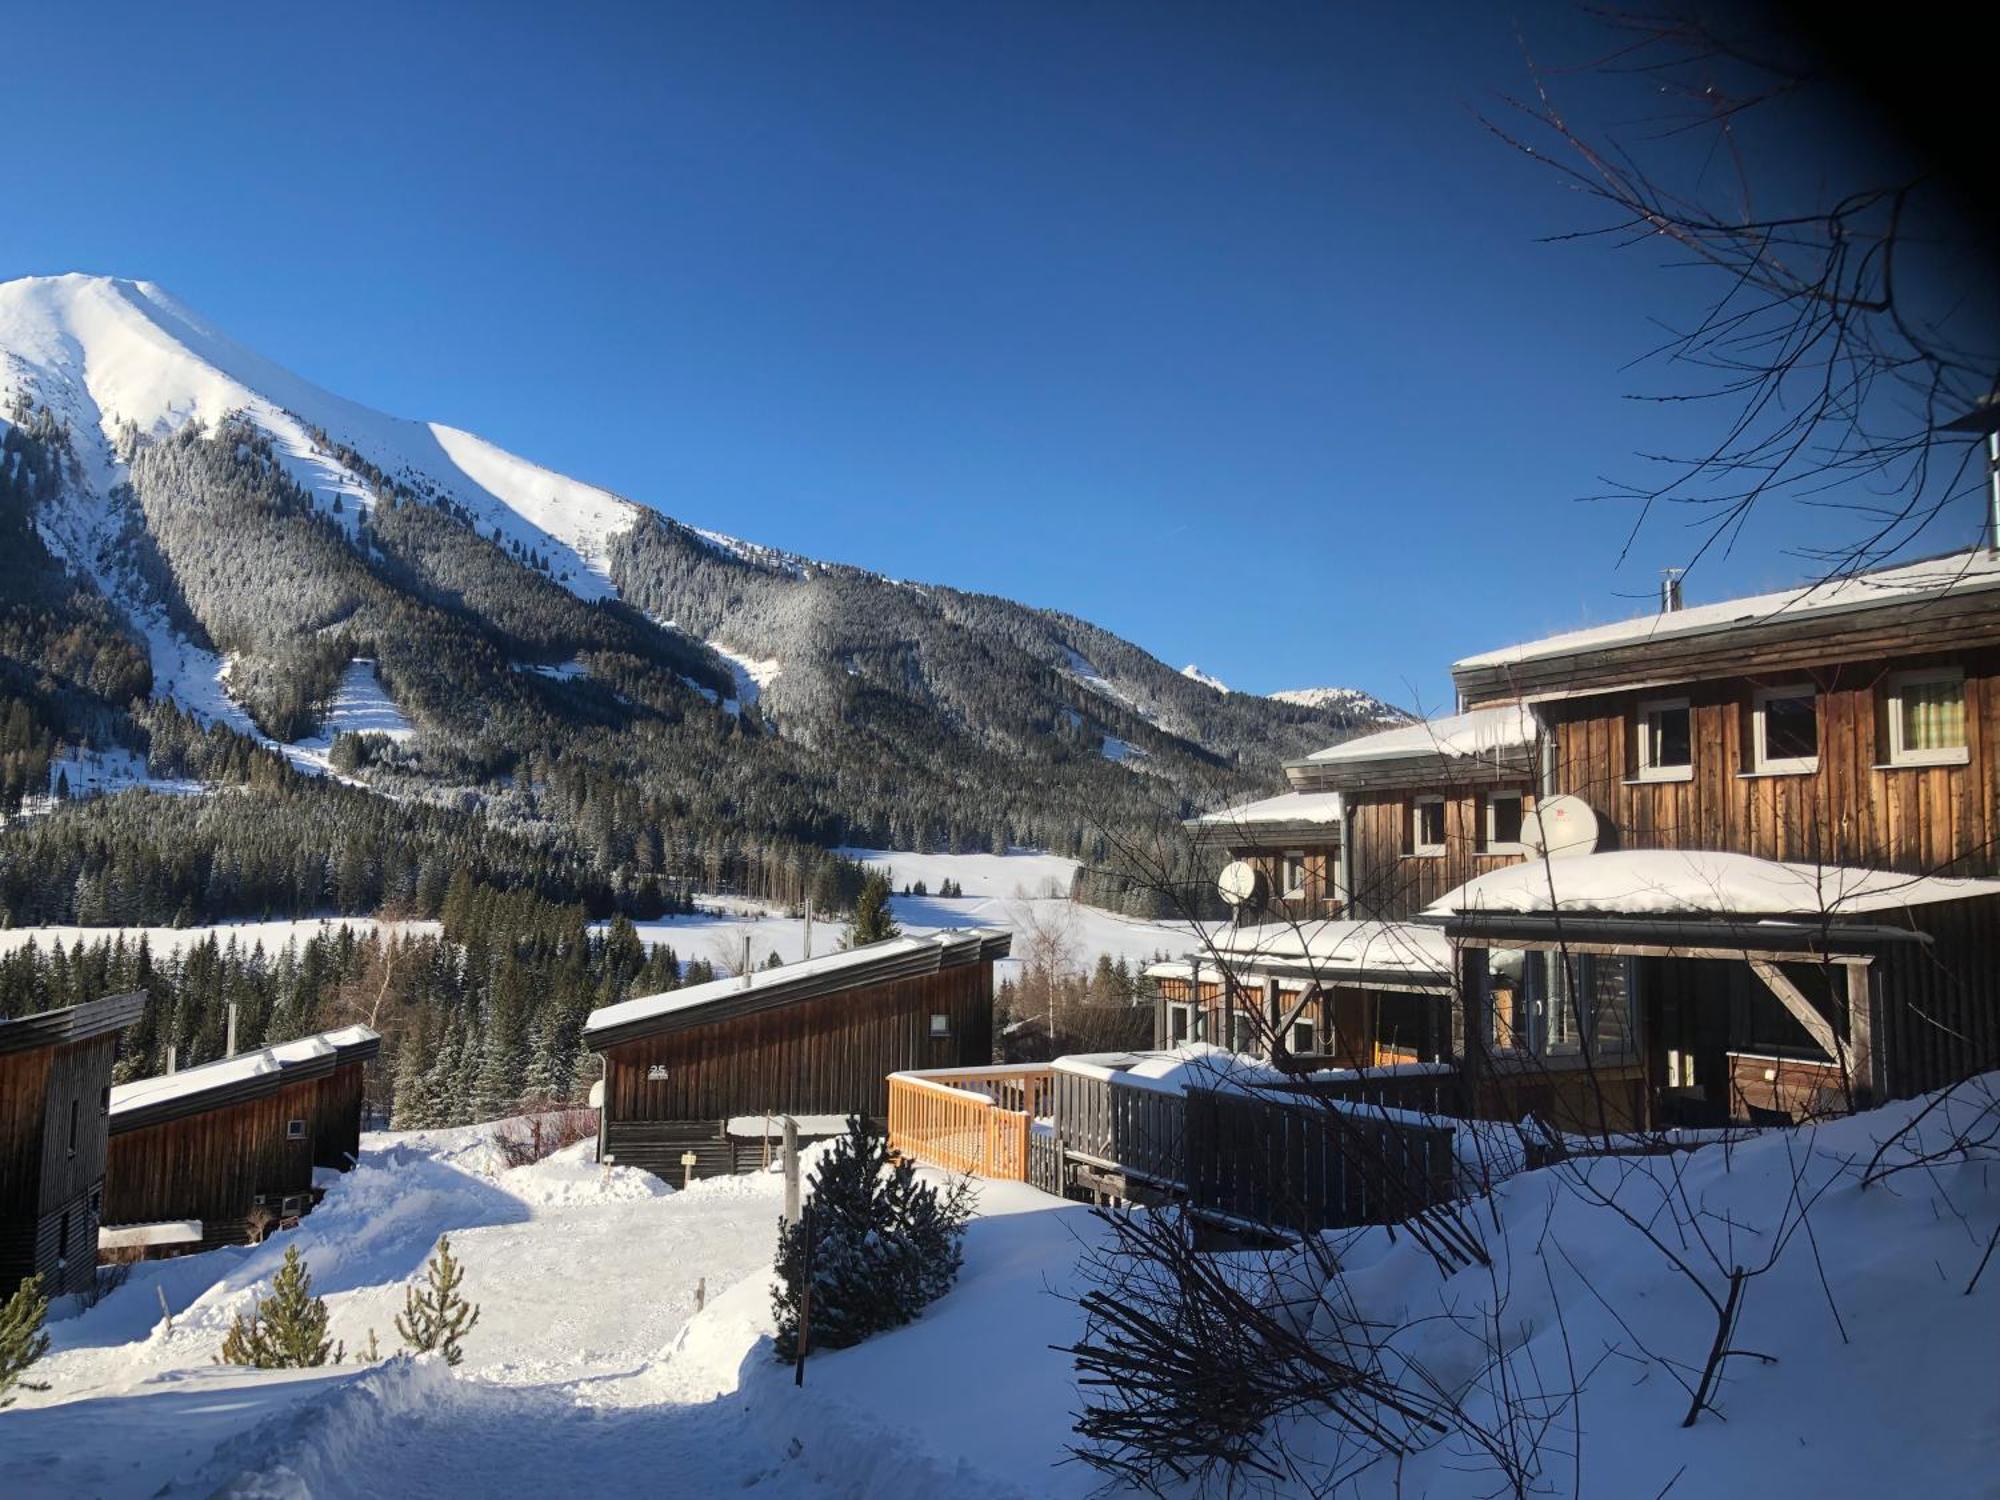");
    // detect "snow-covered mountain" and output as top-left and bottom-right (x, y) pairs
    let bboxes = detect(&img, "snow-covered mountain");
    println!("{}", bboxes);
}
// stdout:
(1271, 685), (1406, 719)
(0, 273), (1392, 851)
(1179, 663), (1230, 694)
